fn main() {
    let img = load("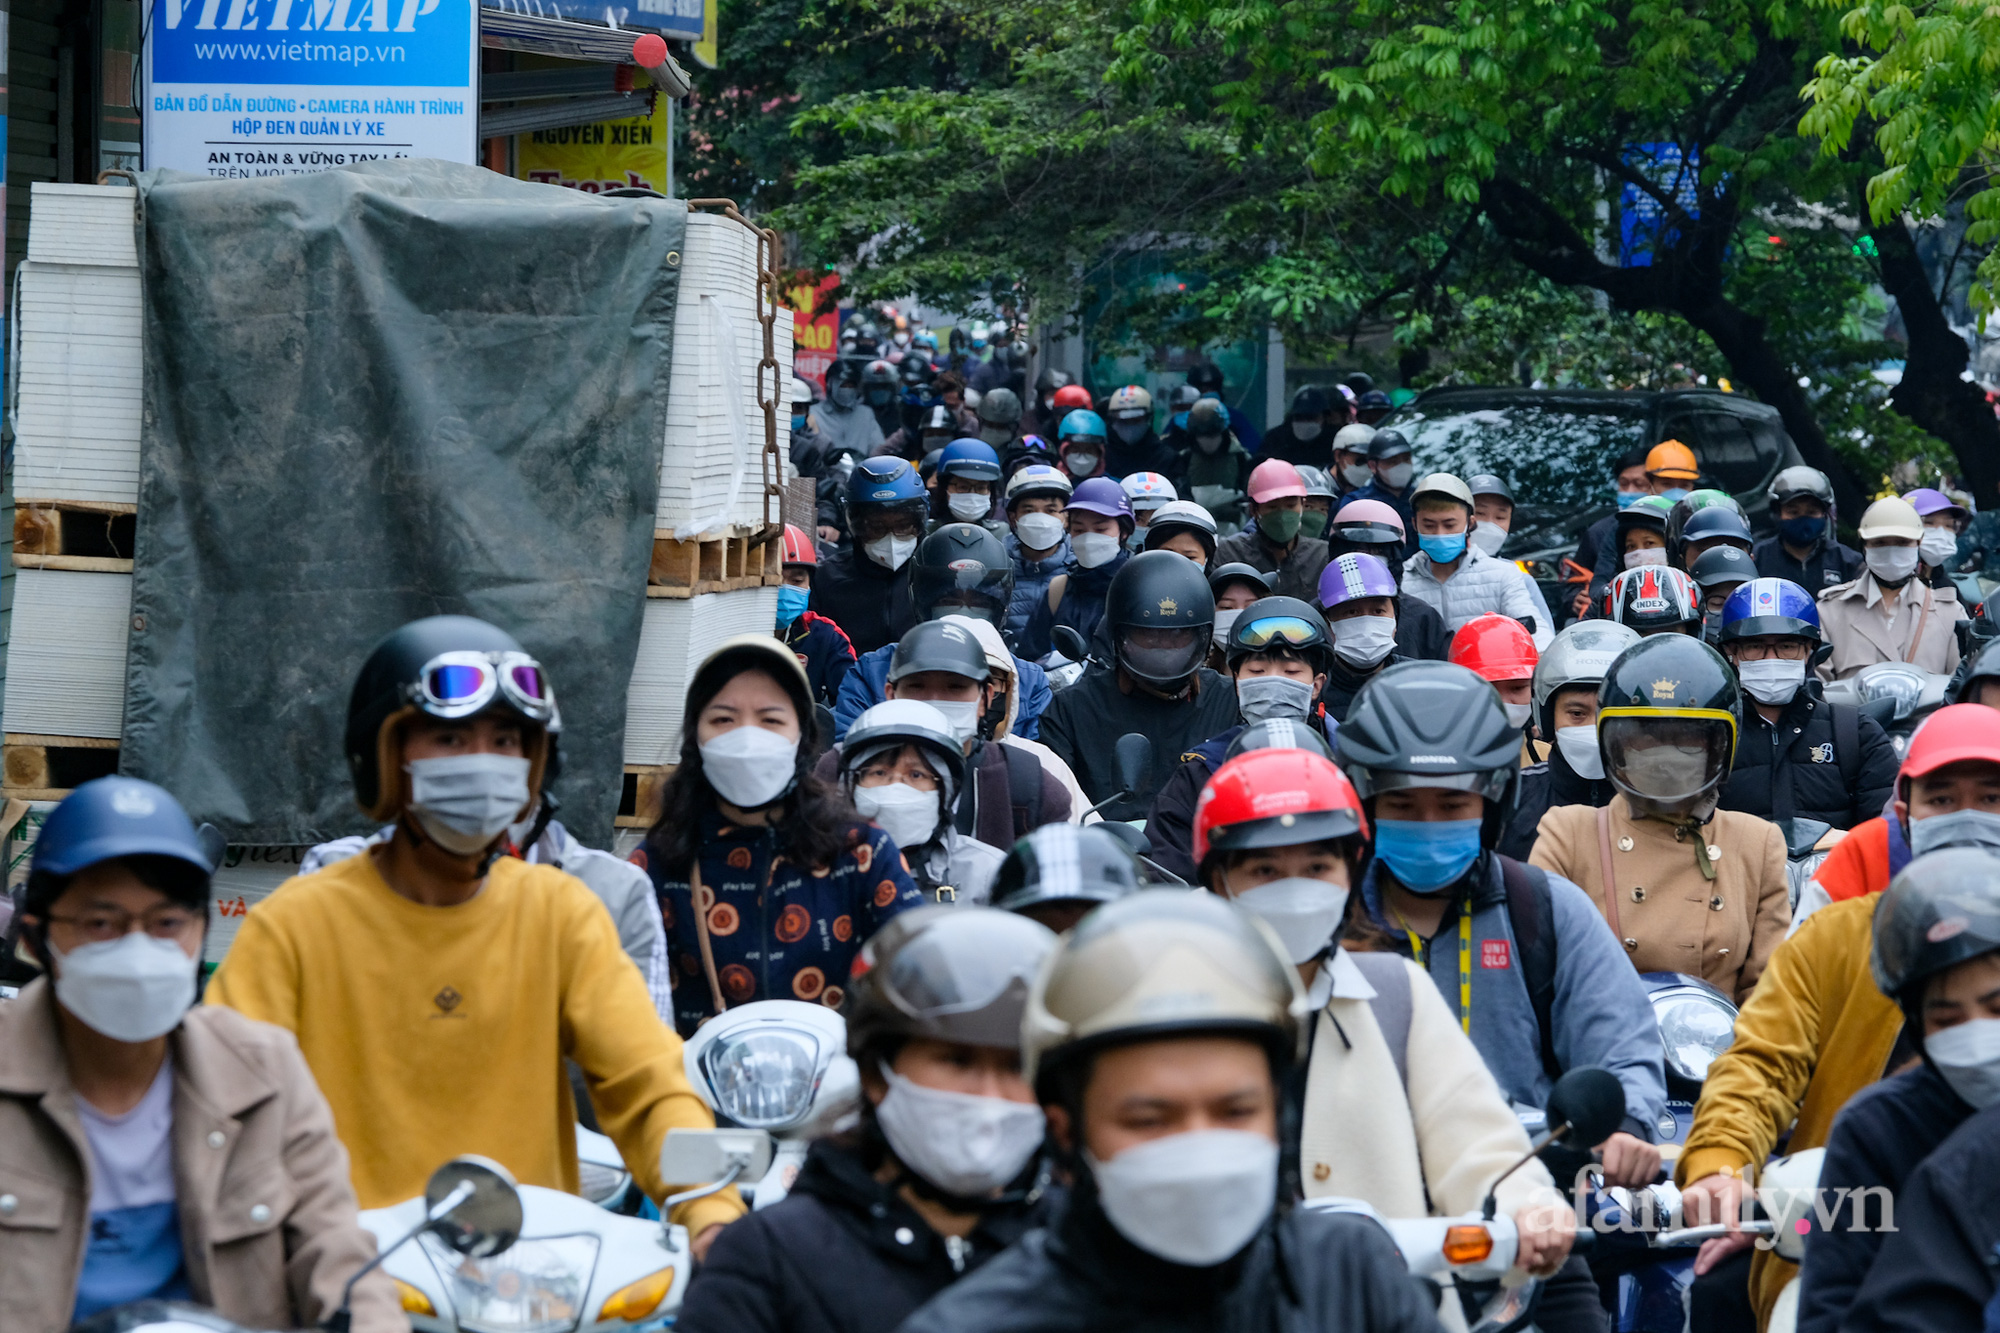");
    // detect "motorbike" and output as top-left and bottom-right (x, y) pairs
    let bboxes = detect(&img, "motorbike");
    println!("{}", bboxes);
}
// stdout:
(1821, 661), (1953, 757)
